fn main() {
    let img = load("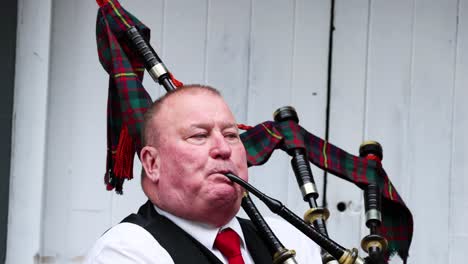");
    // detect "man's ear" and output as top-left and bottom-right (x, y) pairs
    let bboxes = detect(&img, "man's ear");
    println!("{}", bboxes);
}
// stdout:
(140, 146), (160, 183)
